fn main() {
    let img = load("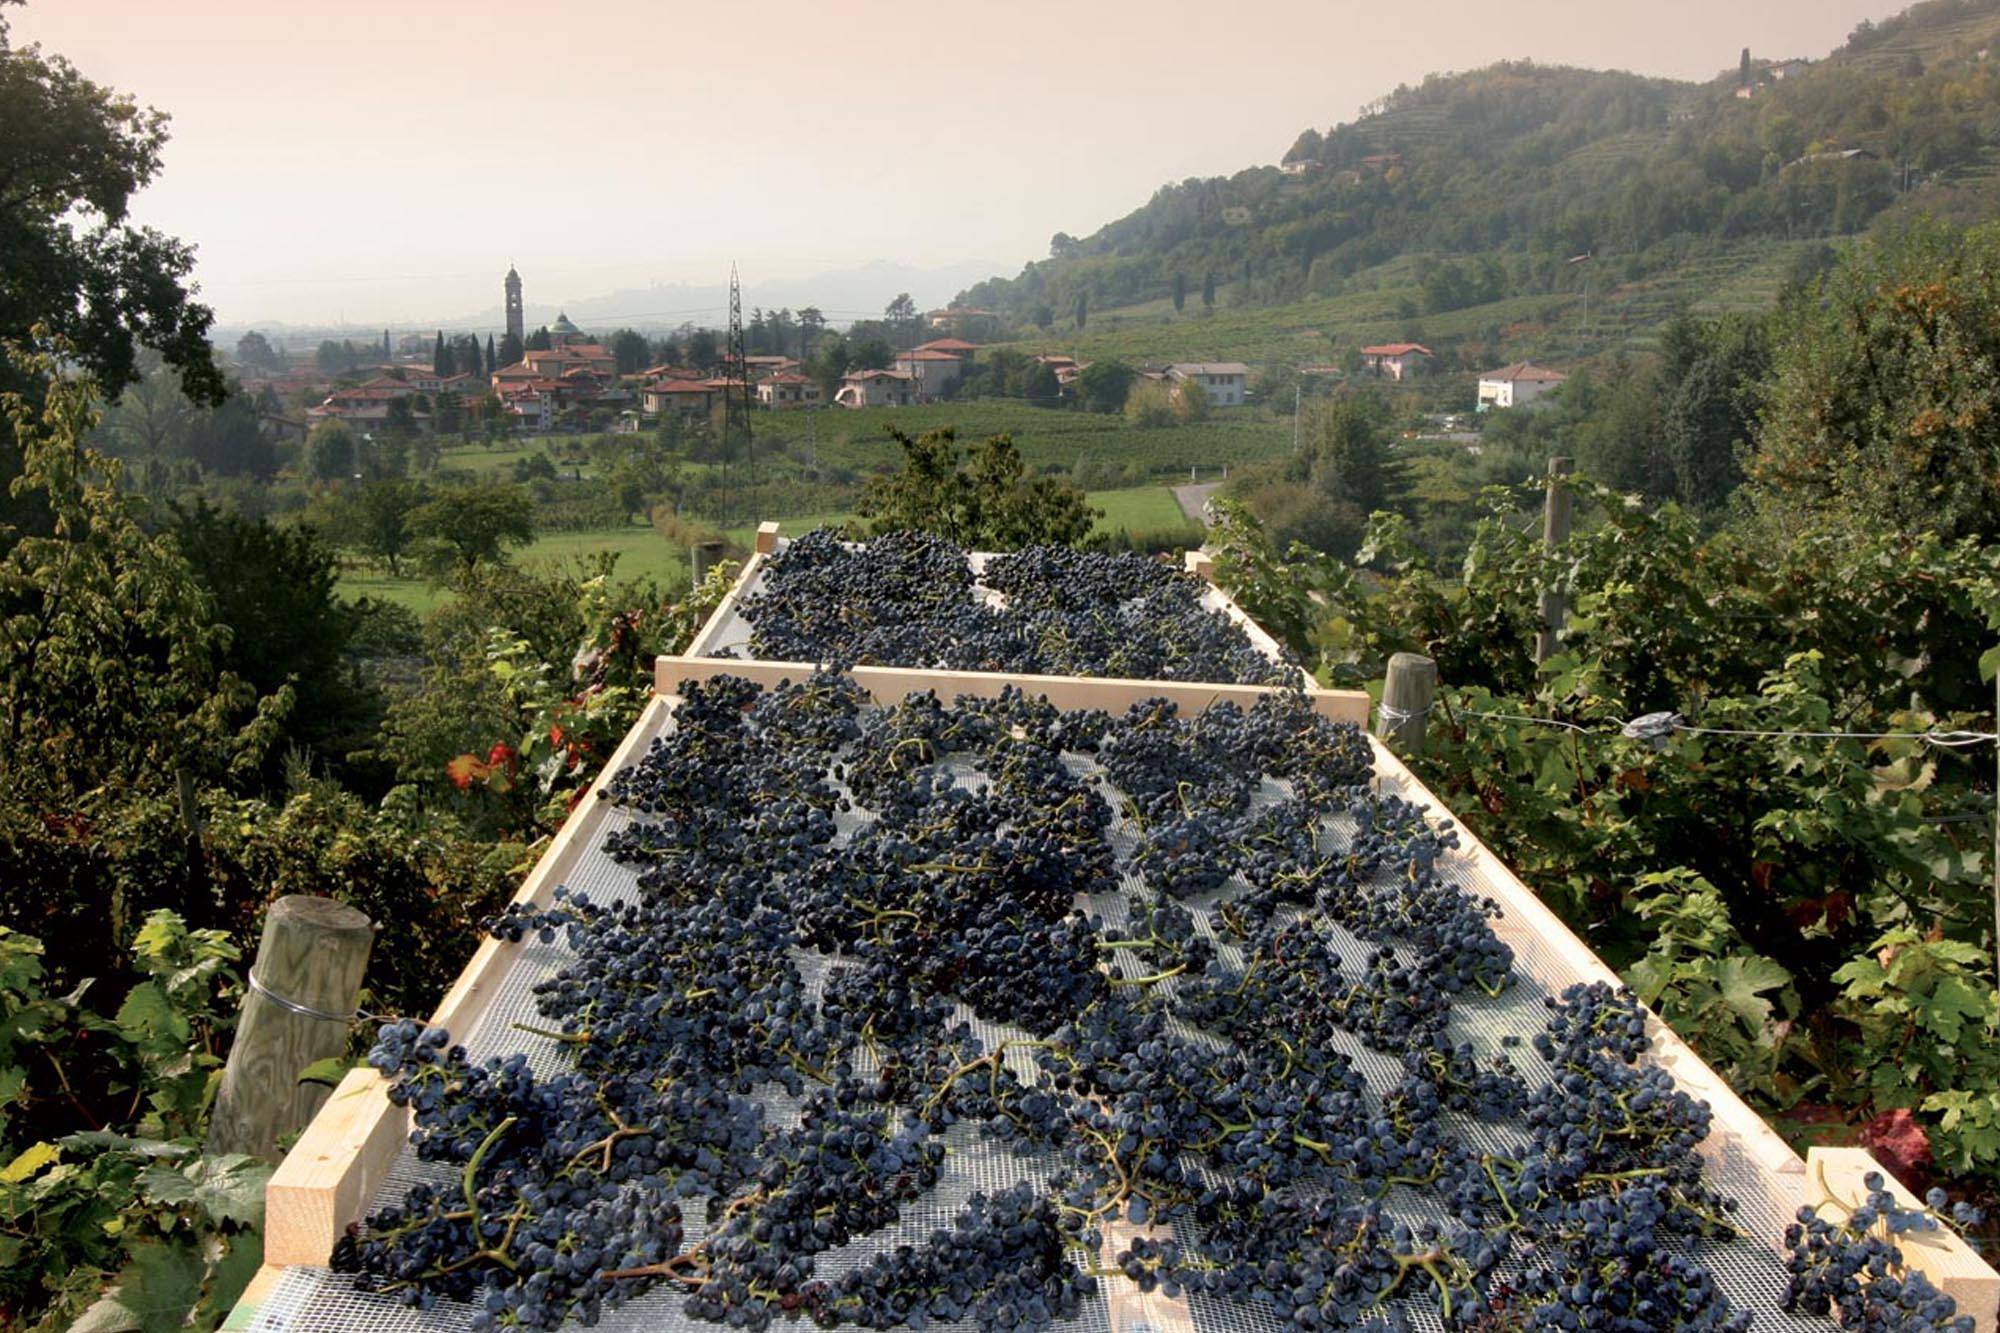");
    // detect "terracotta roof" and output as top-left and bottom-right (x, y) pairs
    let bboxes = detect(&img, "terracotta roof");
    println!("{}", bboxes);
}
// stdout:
(1481, 362), (1567, 384)
(1169, 362), (1251, 376)
(845, 368), (914, 382)
(762, 371), (814, 384)
(915, 338), (979, 352)
(647, 380), (713, 394)
(1362, 343), (1432, 357)
(896, 349), (963, 362)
